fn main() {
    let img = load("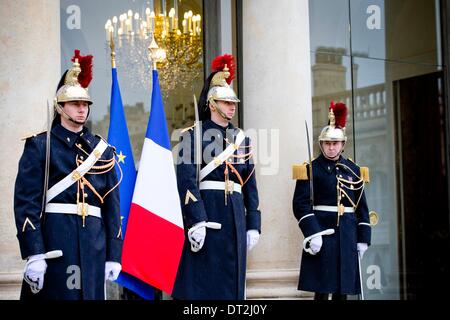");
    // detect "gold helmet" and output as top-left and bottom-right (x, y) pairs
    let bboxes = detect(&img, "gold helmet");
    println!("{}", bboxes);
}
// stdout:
(55, 50), (93, 105)
(207, 56), (240, 104)
(198, 54), (239, 120)
(318, 101), (348, 142)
